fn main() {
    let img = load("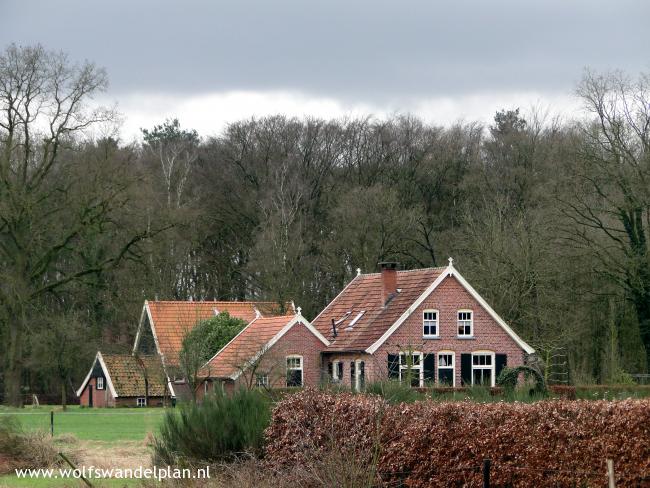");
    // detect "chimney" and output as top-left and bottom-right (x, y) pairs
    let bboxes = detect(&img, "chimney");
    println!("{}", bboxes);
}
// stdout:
(379, 262), (398, 305)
